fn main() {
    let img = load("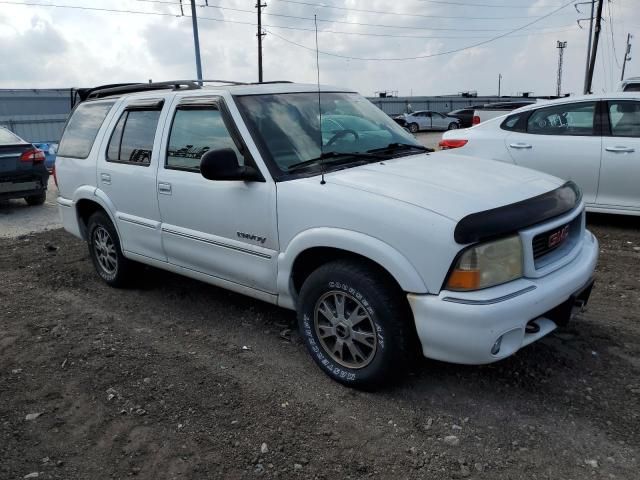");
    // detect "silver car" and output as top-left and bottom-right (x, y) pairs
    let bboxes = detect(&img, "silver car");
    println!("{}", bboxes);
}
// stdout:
(400, 110), (461, 133)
